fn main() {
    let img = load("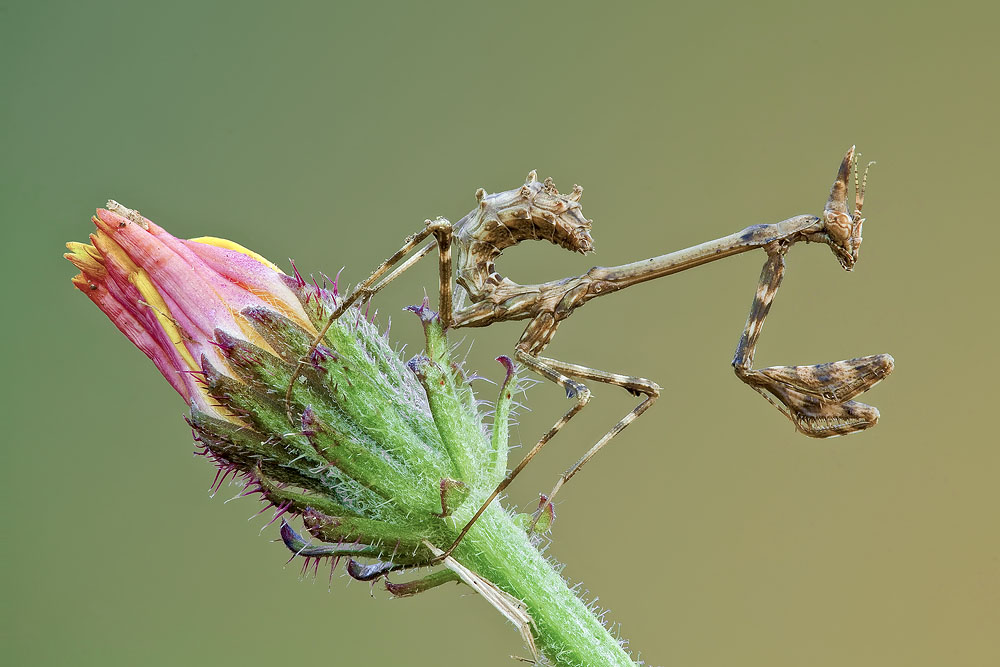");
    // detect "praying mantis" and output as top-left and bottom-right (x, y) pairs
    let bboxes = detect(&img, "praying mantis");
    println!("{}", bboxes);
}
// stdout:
(285, 146), (894, 556)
